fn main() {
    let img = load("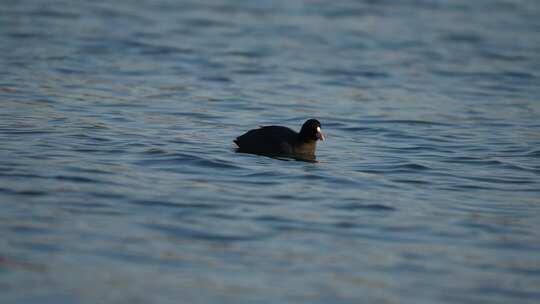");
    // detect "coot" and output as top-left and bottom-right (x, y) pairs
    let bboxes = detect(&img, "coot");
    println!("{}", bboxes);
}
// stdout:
(234, 119), (325, 160)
